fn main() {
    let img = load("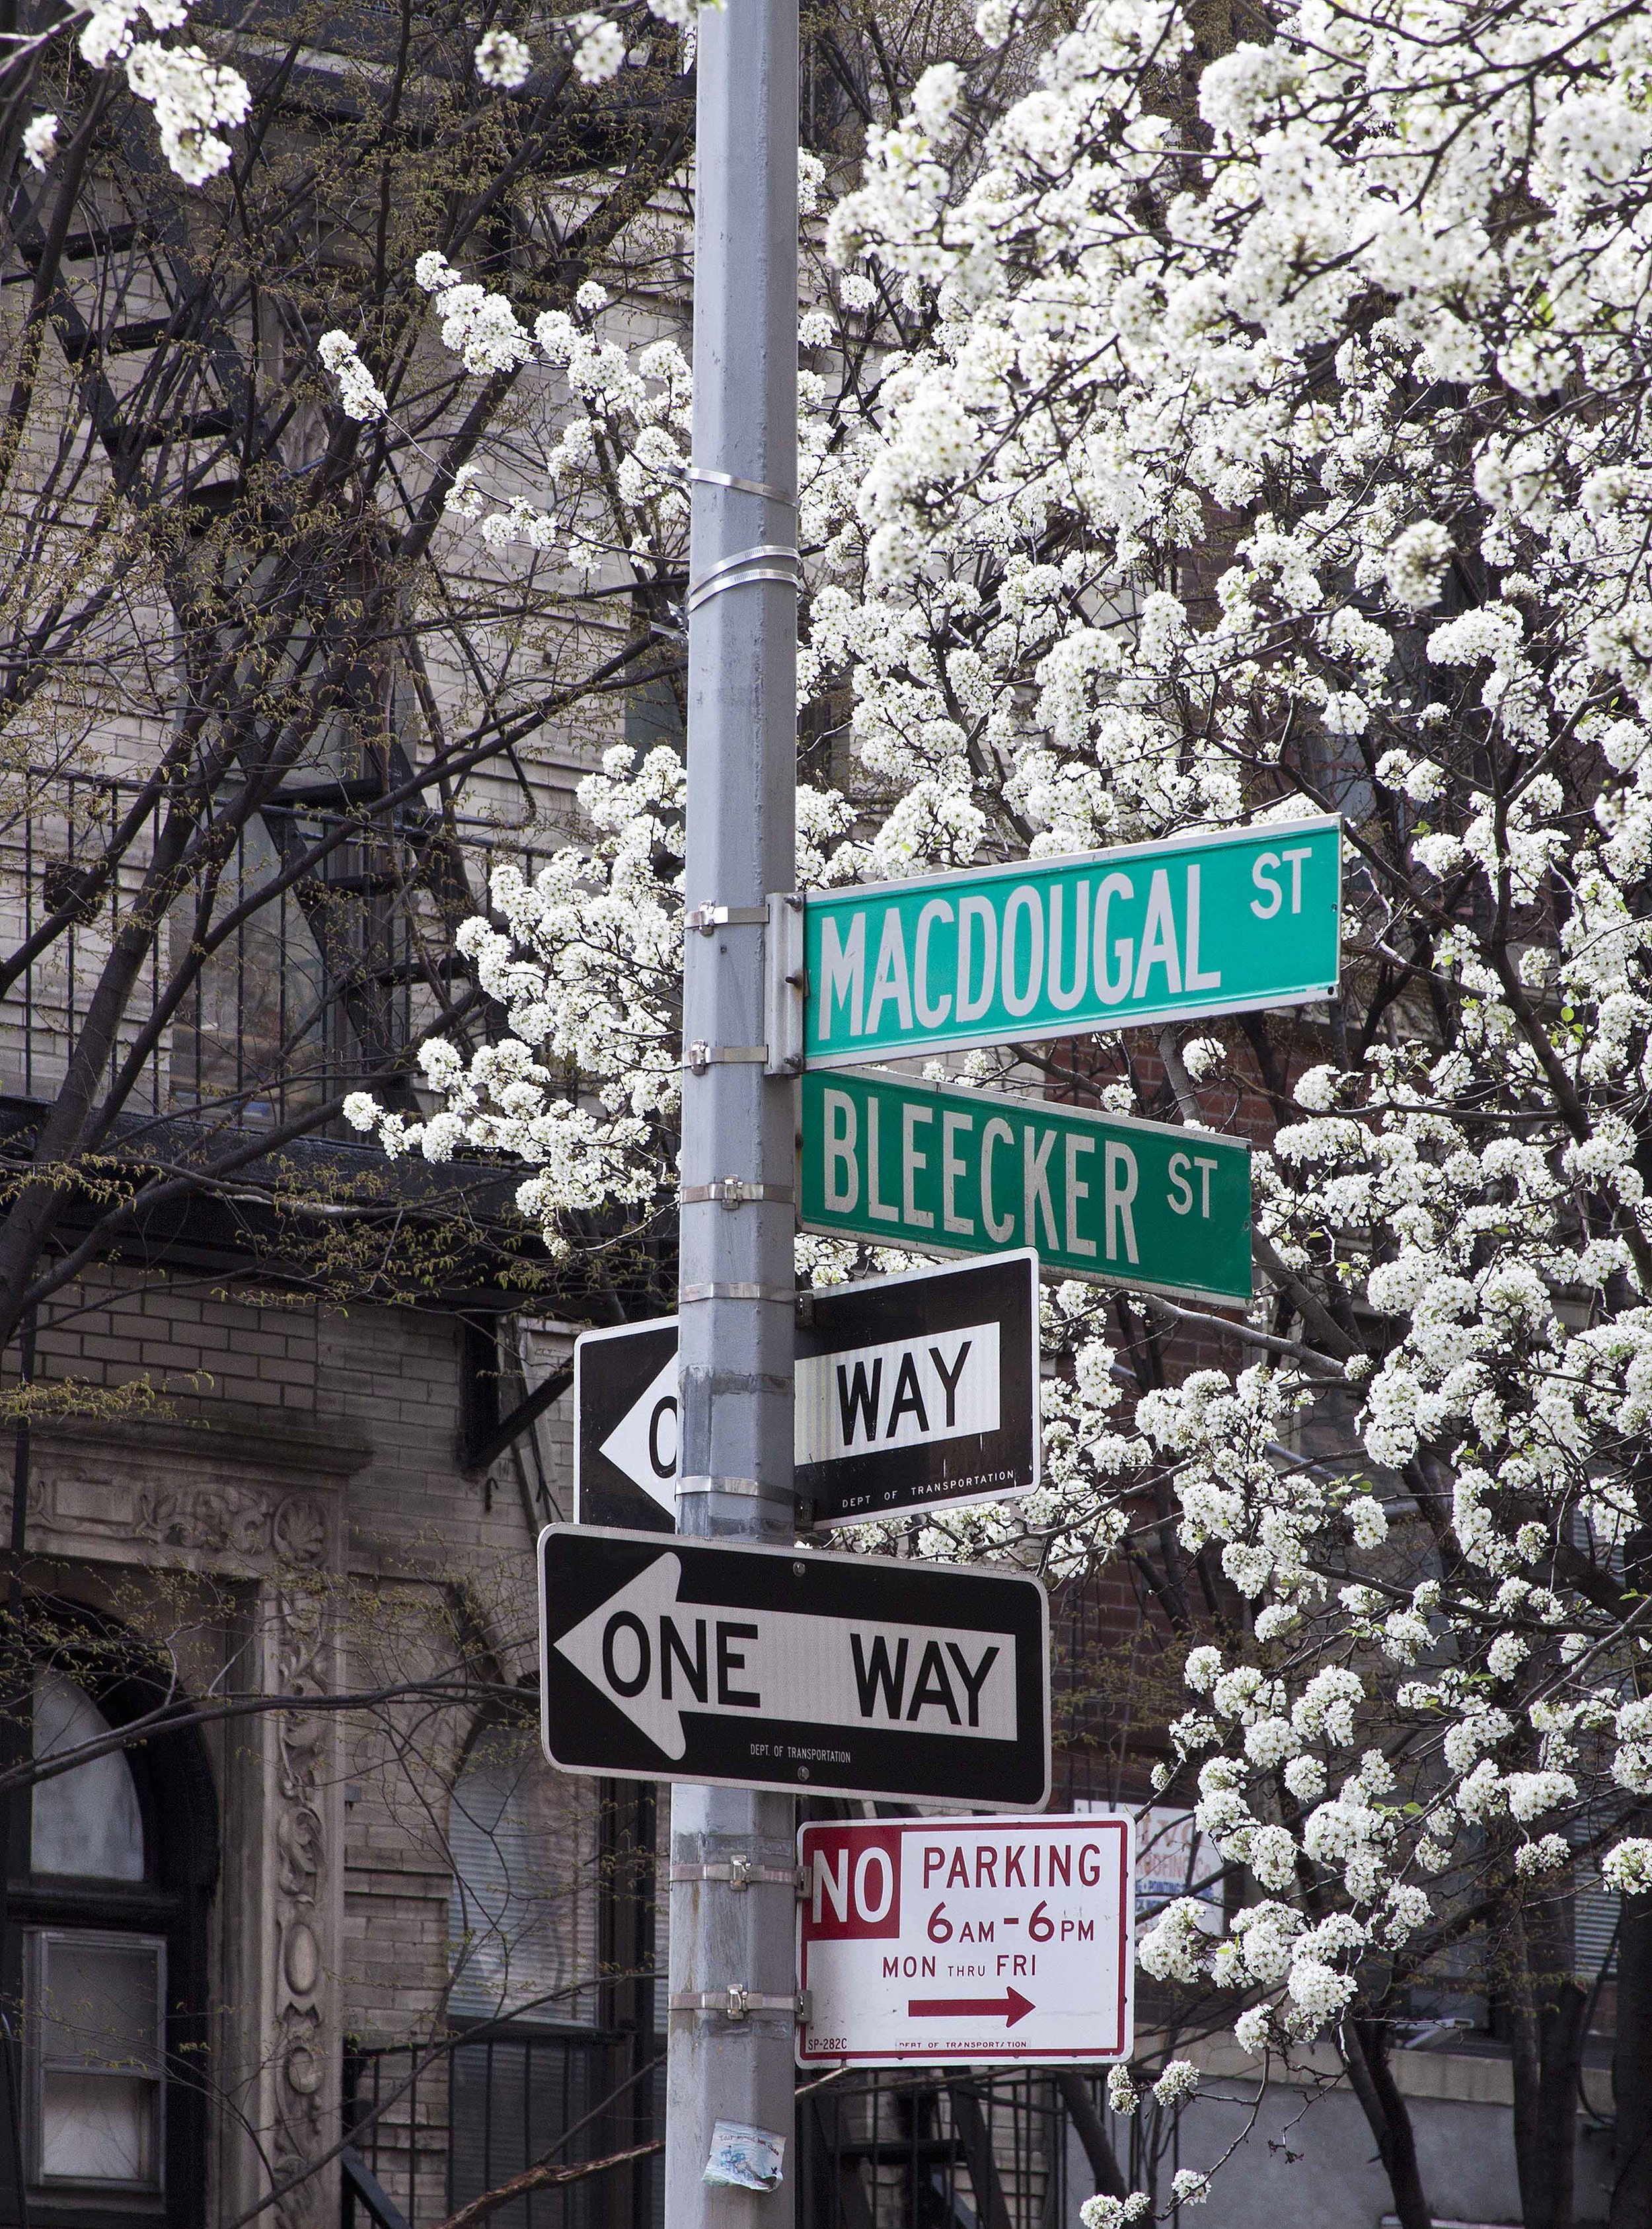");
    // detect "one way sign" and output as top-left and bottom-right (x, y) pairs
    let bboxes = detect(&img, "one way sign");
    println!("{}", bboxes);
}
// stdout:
(573, 1254), (1039, 1532)
(538, 1525), (1051, 1807)
(574, 1319), (679, 1532)
(796, 1252), (1037, 1526)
